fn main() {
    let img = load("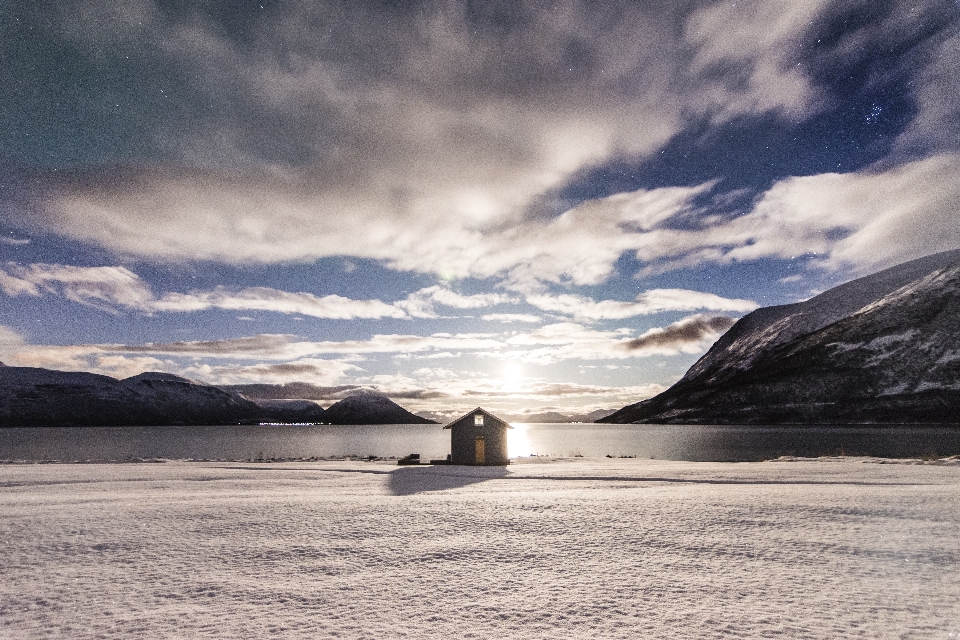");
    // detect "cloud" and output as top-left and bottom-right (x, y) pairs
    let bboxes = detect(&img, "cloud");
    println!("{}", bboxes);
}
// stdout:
(735, 153), (960, 275)
(878, 15), (960, 160)
(0, 236), (30, 246)
(344, 370), (668, 411)
(0, 263), (154, 312)
(3, 344), (174, 378)
(607, 153), (960, 278)
(185, 358), (361, 386)
(3, 306), (735, 379)
(153, 287), (407, 319)
(0, 262), (422, 320)
(623, 315), (736, 351)
(0, 325), (26, 358)
(87, 355), (174, 379)
(500, 321), (702, 365)
(24, 149), (955, 313)
(494, 313), (741, 365)
(107, 332), (506, 360)
(525, 289), (757, 321)
(395, 286), (517, 318)
(14, 0), (856, 284)
(217, 383), (364, 402)
(482, 313), (543, 324)
(113, 334), (299, 357)
(683, 0), (826, 121)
